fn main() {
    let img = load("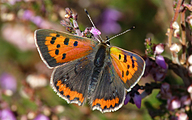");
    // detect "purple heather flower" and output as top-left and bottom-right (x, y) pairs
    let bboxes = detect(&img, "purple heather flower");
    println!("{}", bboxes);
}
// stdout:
(154, 43), (164, 55)
(143, 57), (153, 77)
(34, 114), (49, 120)
(0, 109), (16, 120)
(124, 93), (131, 105)
(100, 8), (122, 34)
(90, 27), (101, 36)
(143, 57), (167, 81)
(73, 20), (82, 36)
(152, 66), (167, 81)
(124, 85), (142, 108)
(177, 112), (188, 120)
(0, 73), (17, 92)
(133, 93), (142, 108)
(155, 55), (167, 69)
